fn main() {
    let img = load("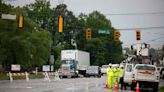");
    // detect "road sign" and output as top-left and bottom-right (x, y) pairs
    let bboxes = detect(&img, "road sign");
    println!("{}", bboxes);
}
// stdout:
(50, 55), (54, 64)
(98, 30), (111, 34)
(11, 64), (20, 71)
(42, 65), (50, 72)
(1, 14), (16, 20)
